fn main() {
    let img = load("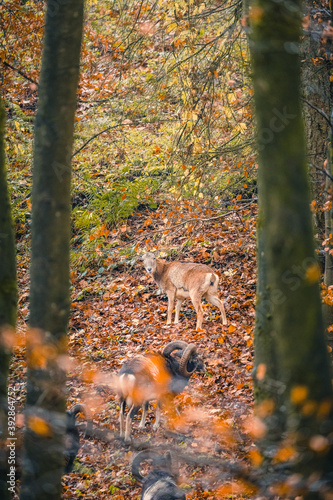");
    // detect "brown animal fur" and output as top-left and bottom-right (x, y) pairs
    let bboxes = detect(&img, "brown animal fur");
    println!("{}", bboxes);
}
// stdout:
(142, 252), (227, 330)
